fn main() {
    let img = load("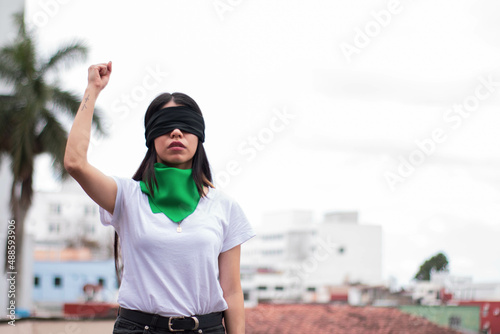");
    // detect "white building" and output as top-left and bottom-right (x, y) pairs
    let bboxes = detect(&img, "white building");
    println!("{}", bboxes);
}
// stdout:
(410, 271), (500, 305)
(411, 279), (448, 306)
(241, 210), (383, 303)
(312, 211), (383, 286)
(26, 179), (115, 259)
